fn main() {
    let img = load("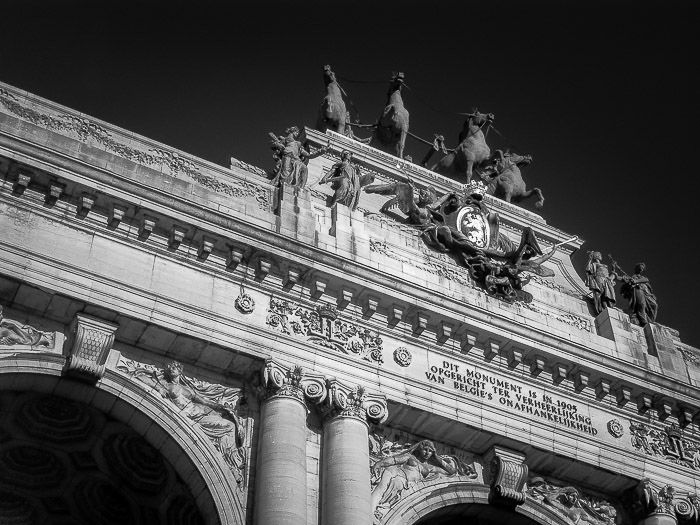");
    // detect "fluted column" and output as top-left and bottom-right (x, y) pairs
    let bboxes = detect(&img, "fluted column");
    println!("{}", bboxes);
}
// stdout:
(321, 379), (388, 525)
(254, 360), (326, 525)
